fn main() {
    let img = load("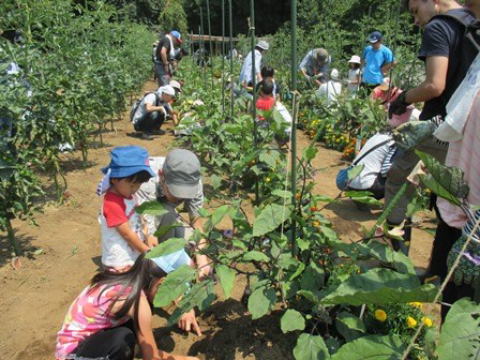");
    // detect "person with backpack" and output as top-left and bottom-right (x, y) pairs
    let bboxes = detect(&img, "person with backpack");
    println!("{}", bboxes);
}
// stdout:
(336, 132), (396, 200)
(154, 30), (182, 86)
(383, 0), (478, 254)
(131, 85), (176, 139)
